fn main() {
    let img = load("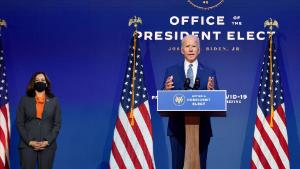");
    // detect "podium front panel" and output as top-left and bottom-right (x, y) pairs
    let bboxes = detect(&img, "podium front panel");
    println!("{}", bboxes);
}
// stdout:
(157, 90), (227, 111)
